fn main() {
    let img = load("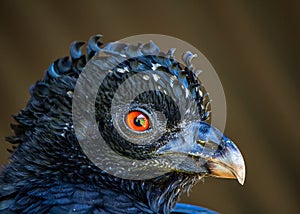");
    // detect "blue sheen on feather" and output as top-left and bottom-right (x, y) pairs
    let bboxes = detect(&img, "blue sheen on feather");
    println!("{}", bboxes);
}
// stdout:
(47, 63), (60, 78)
(70, 41), (85, 60)
(172, 203), (218, 214)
